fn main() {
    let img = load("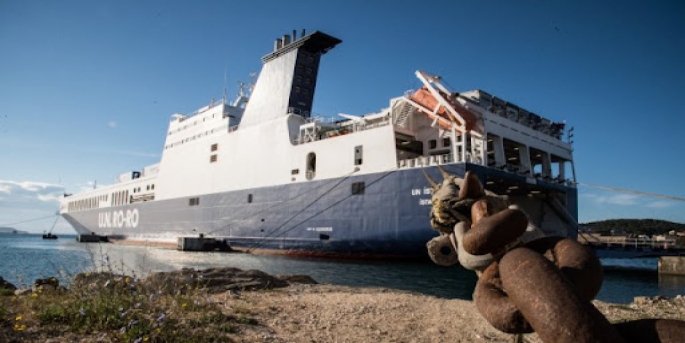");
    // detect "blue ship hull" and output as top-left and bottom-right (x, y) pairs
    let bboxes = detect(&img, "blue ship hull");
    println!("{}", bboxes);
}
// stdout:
(62, 163), (578, 259)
